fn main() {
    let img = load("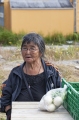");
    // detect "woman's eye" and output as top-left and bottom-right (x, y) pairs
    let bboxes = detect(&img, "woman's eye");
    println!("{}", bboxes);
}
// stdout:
(22, 47), (27, 50)
(30, 48), (35, 50)
(22, 47), (38, 52)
